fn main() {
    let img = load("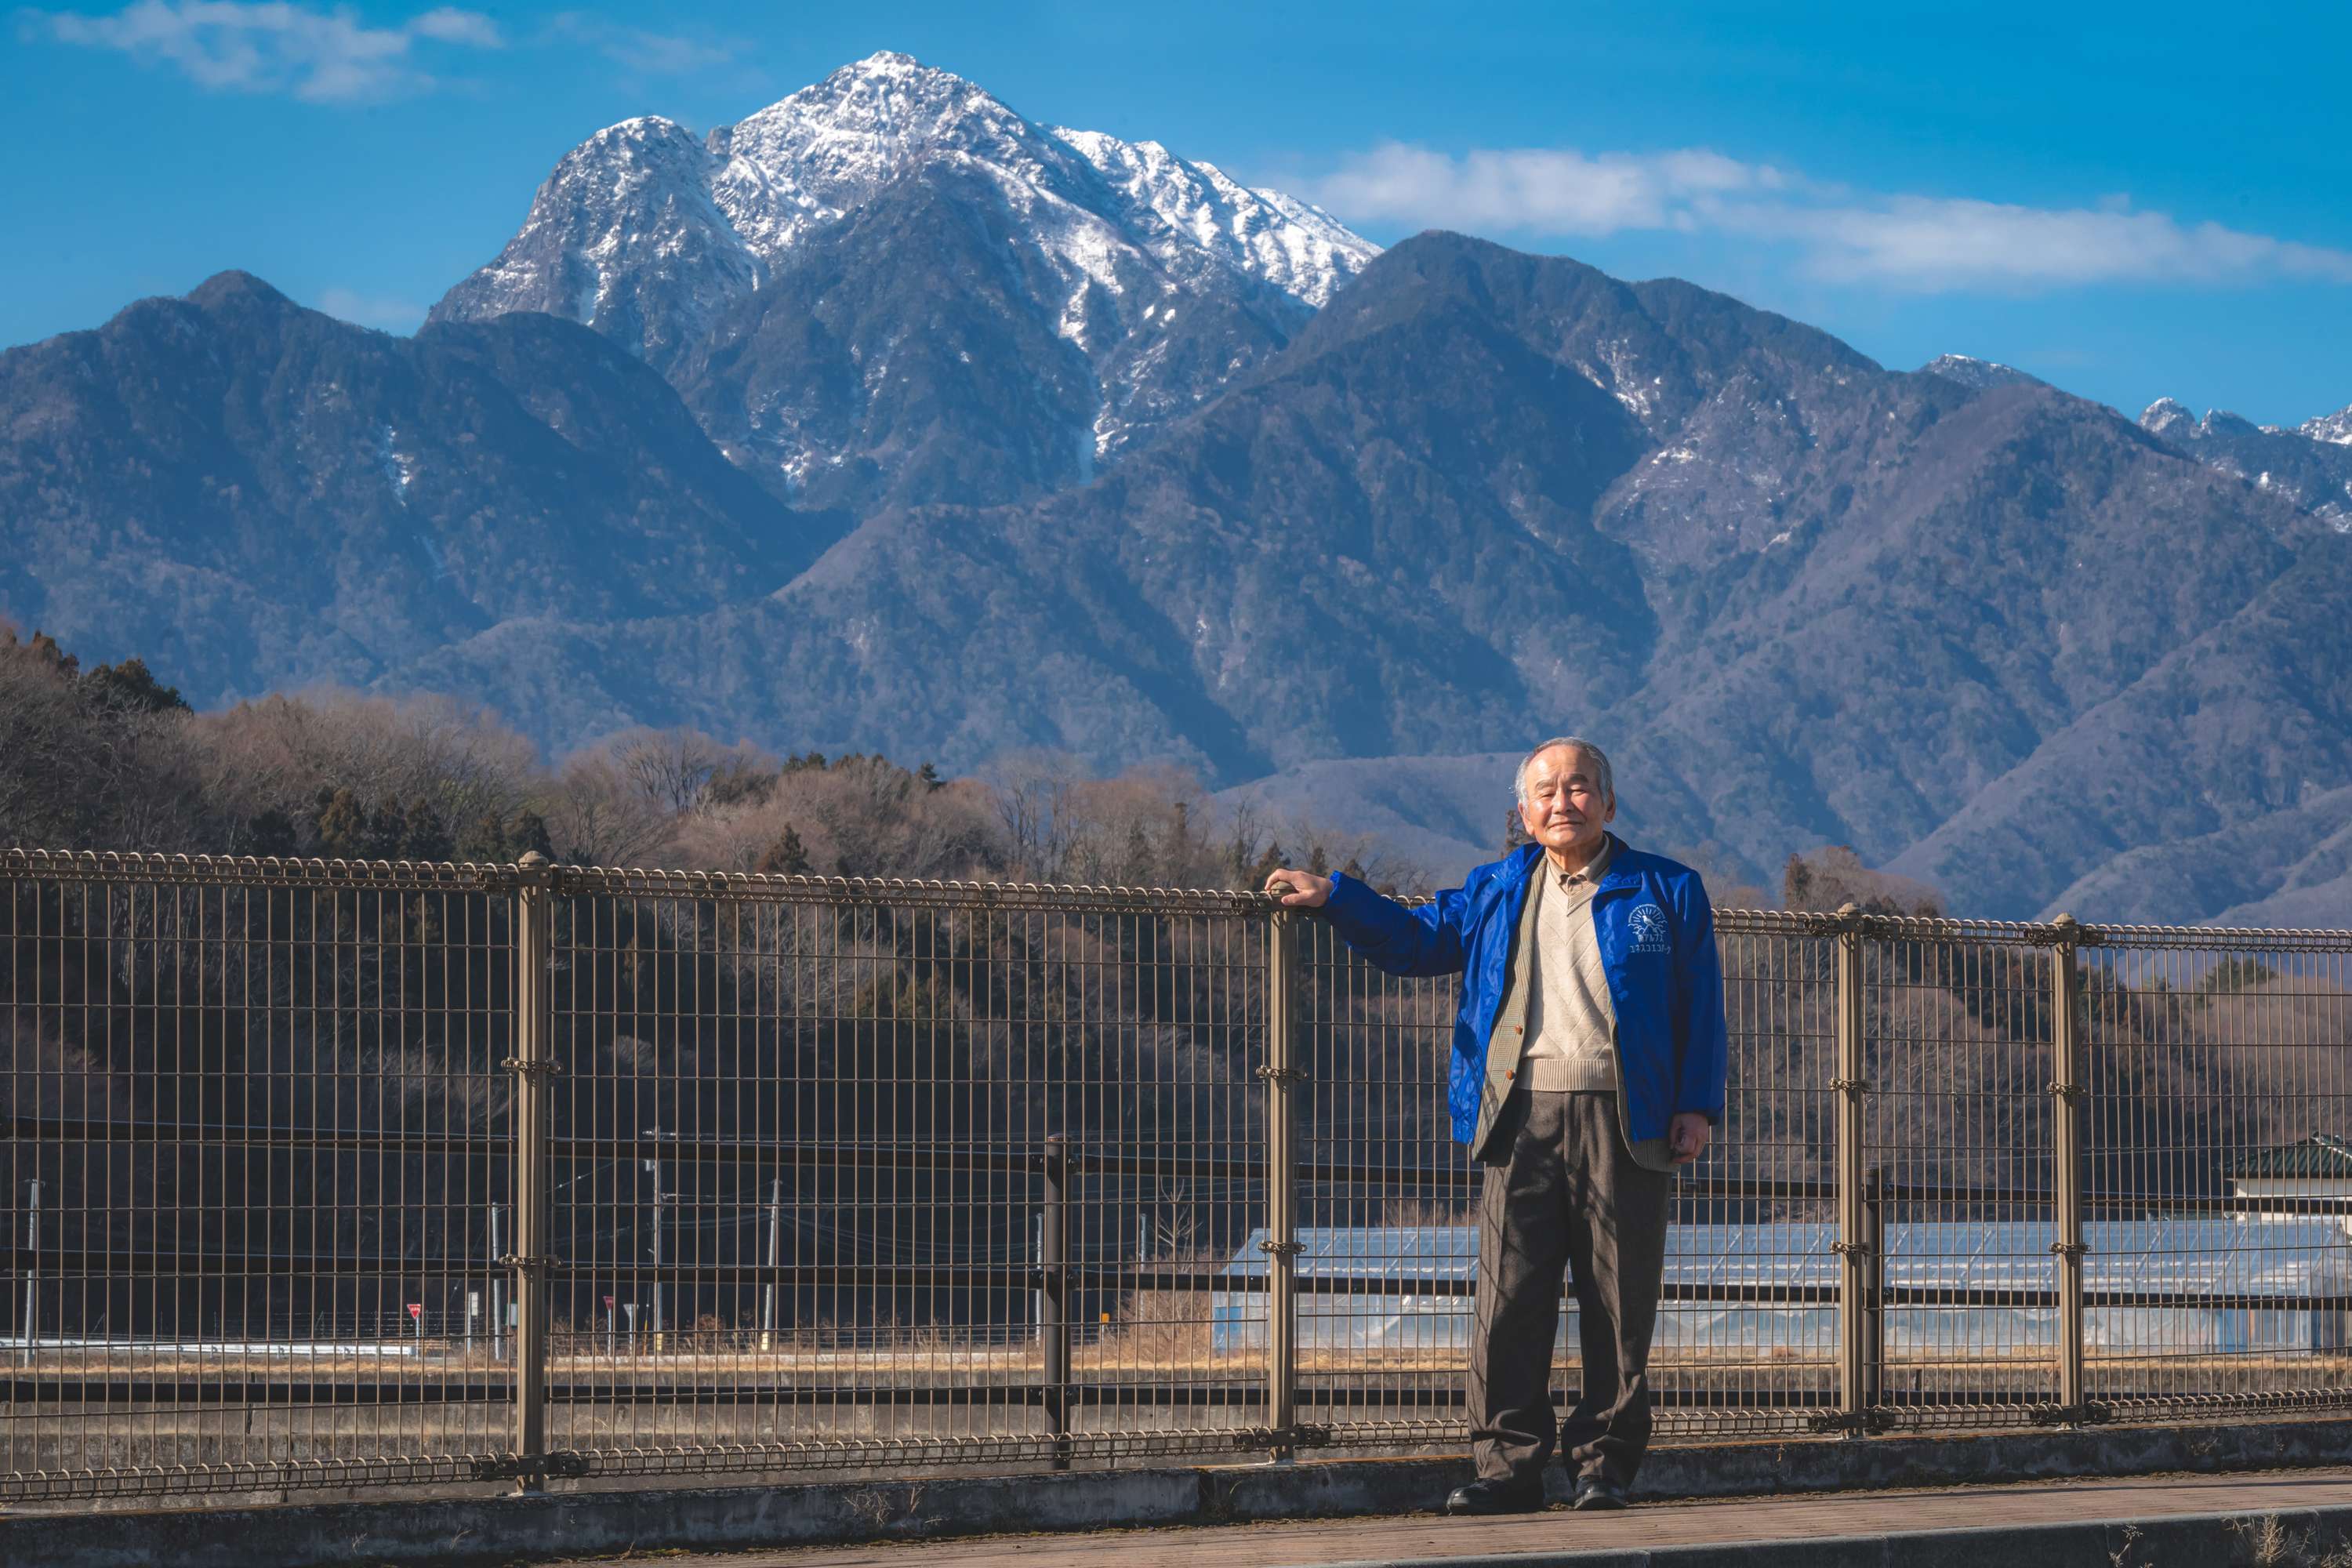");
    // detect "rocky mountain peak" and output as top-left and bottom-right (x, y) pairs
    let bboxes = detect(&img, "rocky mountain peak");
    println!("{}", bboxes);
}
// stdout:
(186, 270), (296, 312)
(1918, 354), (2042, 392)
(430, 51), (1378, 510)
(2305, 403), (2352, 446)
(708, 53), (1099, 260)
(2136, 394), (2352, 529)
